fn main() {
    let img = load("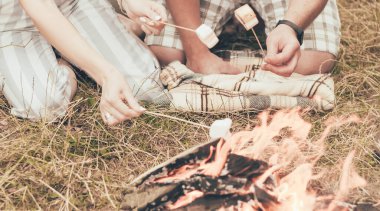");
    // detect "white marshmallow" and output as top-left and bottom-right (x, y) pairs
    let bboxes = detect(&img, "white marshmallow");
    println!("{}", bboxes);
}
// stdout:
(209, 118), (232, 140)
(234, 4), (259, 30)
(195, 24), (219, 49)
